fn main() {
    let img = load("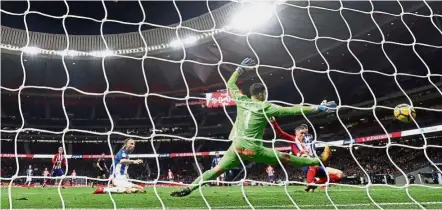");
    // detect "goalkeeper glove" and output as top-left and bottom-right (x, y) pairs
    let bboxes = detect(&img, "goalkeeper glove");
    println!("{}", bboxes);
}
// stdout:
(236, 57), (256, 74)
(317, 100), (337, 113)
